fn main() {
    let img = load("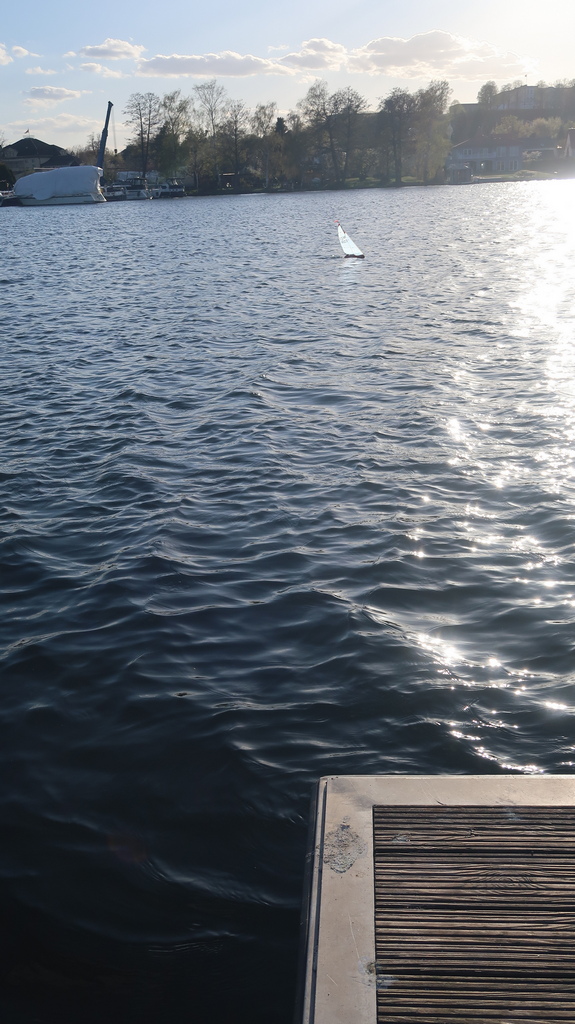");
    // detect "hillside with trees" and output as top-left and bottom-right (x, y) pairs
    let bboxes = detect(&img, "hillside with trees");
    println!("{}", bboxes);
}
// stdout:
(68, 78), (575, 192)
